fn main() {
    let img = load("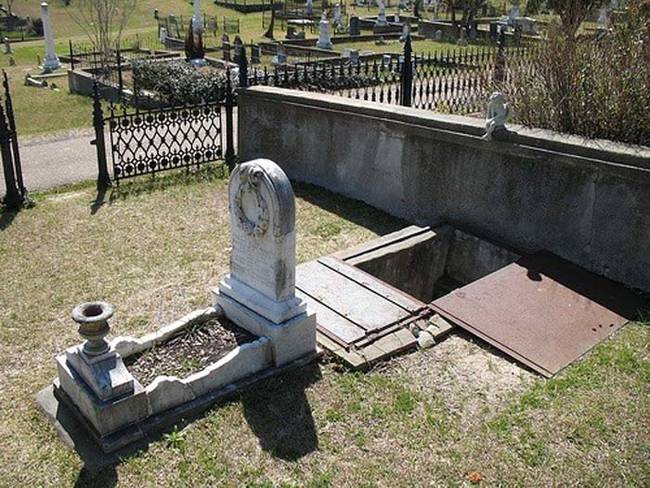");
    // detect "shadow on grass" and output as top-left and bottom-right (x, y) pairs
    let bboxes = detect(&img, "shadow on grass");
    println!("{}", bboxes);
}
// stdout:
(0, 206), (17, 230)
(241, 362), (321, 461)
(104, 165), (227, 204)
(51, 362), (321, 485)
(74, 466), (117, 488)
(87, 164), (229, 214)
(293, 182), (409, 236)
